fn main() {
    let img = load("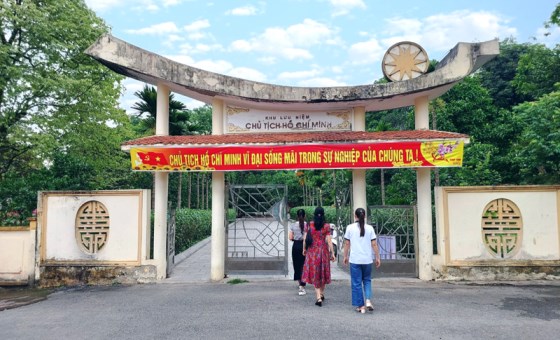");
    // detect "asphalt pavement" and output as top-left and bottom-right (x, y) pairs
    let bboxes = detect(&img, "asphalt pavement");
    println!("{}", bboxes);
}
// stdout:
(1, 237), (559, 340)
